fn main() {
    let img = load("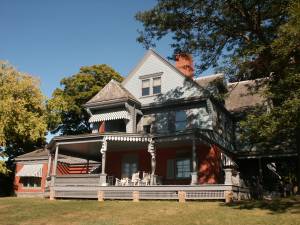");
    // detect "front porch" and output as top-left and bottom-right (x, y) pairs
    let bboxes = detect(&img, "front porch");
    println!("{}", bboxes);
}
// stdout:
(46, 131), (250, 201)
